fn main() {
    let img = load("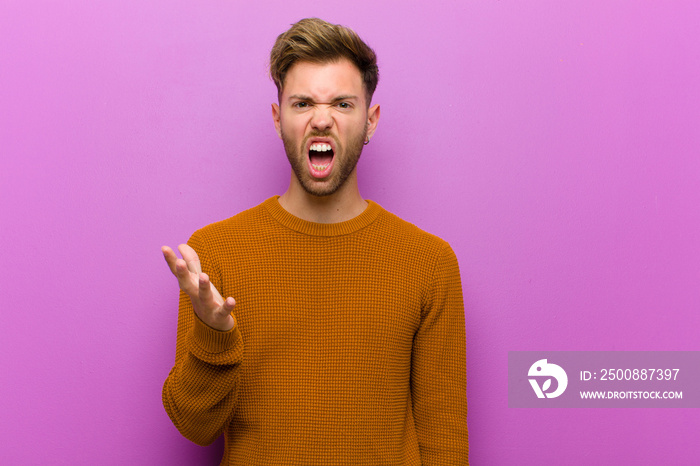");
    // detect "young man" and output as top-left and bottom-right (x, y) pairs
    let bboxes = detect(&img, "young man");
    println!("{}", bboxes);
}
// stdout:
(161, 18), (468, 465)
